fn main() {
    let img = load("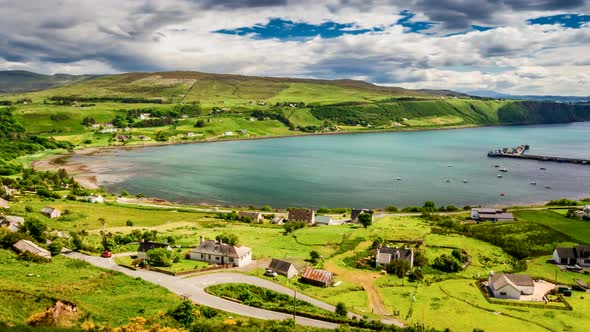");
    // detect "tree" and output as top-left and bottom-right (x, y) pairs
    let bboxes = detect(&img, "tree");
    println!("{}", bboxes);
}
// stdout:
(283, 221), (305, 234)
(48, 241), (63, 256)
(194, 120), (206, 128)
(358, 213), (372, 228)
(310, 250), (320, 264)
(335, 302), (347, 317)
(433, 254), (462, 272)
(22, 219), (47, 242)
(423, 201), (436, 211)
(215, 233), (238, 246)
(168, 299), (196, 328)
(147, 248), (174, 267)
(385, 259), (411, 277)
